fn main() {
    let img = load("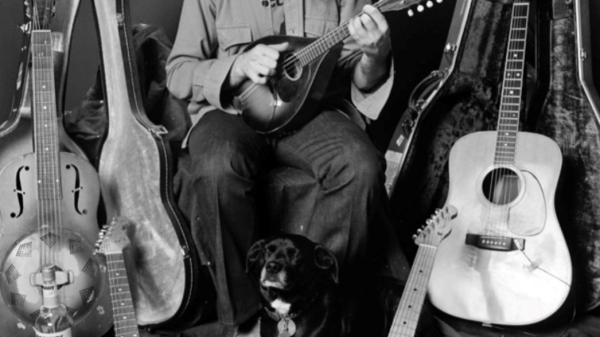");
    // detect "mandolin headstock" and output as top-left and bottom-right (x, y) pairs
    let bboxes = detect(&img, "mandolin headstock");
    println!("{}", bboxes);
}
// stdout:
(374, 0), (443, 17)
